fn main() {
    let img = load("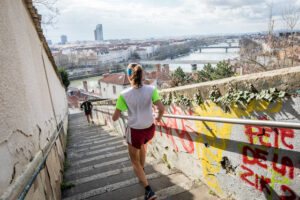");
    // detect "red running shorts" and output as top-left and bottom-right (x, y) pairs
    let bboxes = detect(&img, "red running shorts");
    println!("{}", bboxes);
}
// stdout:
(125, 124), (155, 149)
